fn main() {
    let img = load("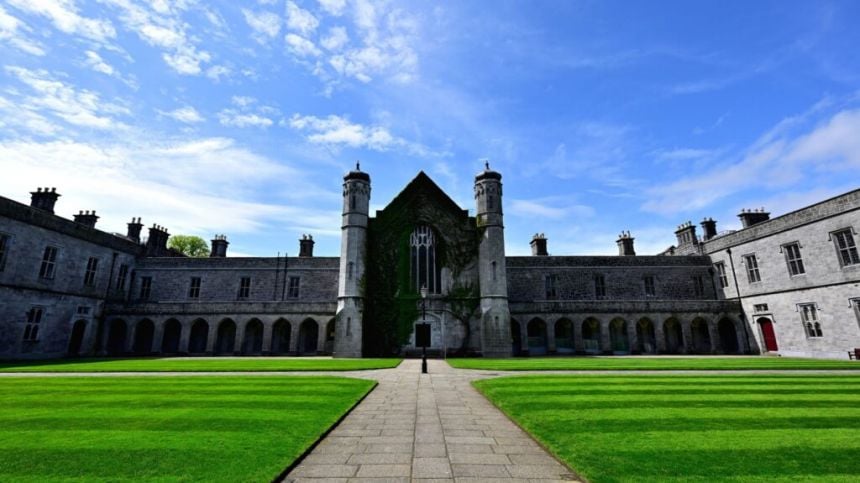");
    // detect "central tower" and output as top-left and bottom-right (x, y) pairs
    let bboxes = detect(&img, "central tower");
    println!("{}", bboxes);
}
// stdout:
(334, 164), (370, 357)
(474, 164), (512, 357)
